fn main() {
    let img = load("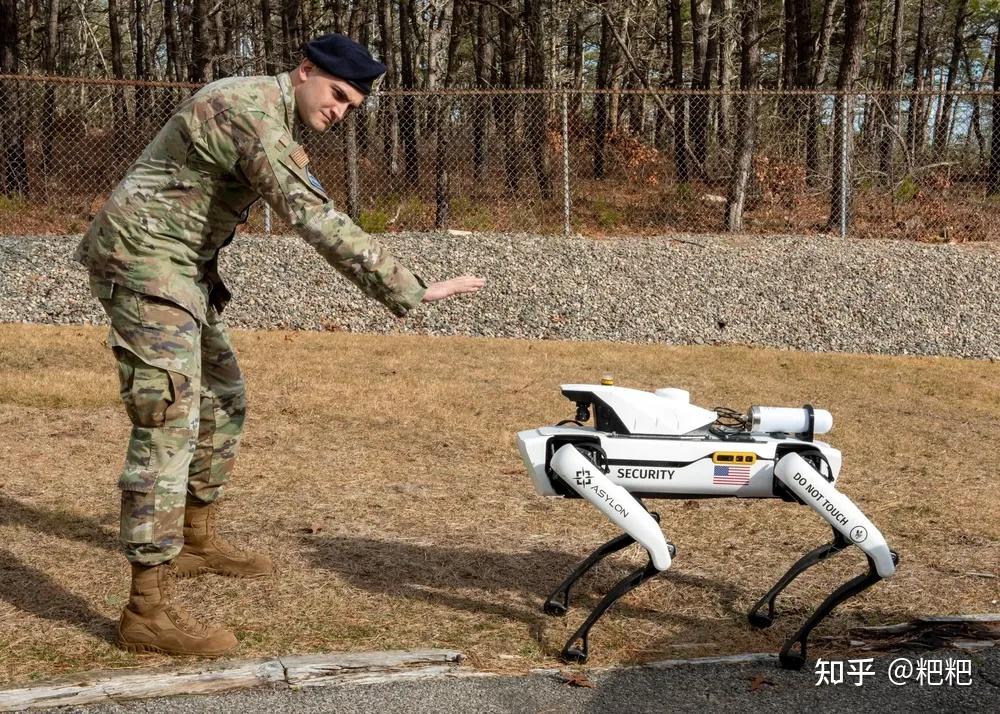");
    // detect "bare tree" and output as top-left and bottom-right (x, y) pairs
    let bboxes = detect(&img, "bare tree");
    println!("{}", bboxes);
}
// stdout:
(494, 0), (521, 193)
(725, 0), (760, 230)
(989, 14), (1000, 194)
(0, 0), (28, 198)
(190, 0), (214, 82)
(435, 0), (465, 227)
(689, 0), (710, 176)
(42, 0), (61, 179)
(906, 0), (928, 155)
(377, 0), (401, 177)
(260, 0), (278, 74)
(671, 0), (689, 182)
(828, 0), (870, 232)
(878, 0), (904, 183)
(107, 0), (128, 125)
(524, 0), (553, 198)
(471, 0), (493, 181)
(398, 0), (420, 185)
(593, 3), (619, 179)
(932, 0), (970, 154)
